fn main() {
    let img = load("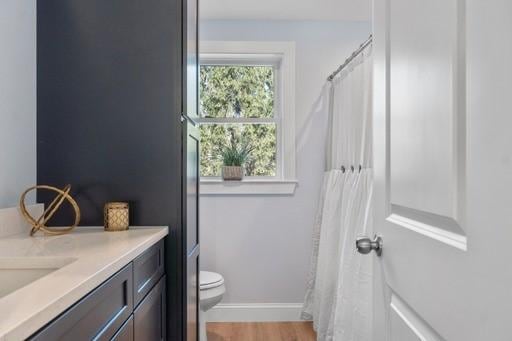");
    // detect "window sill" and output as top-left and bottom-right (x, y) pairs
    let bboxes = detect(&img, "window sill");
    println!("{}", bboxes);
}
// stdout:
(200, 179), (298, 195)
